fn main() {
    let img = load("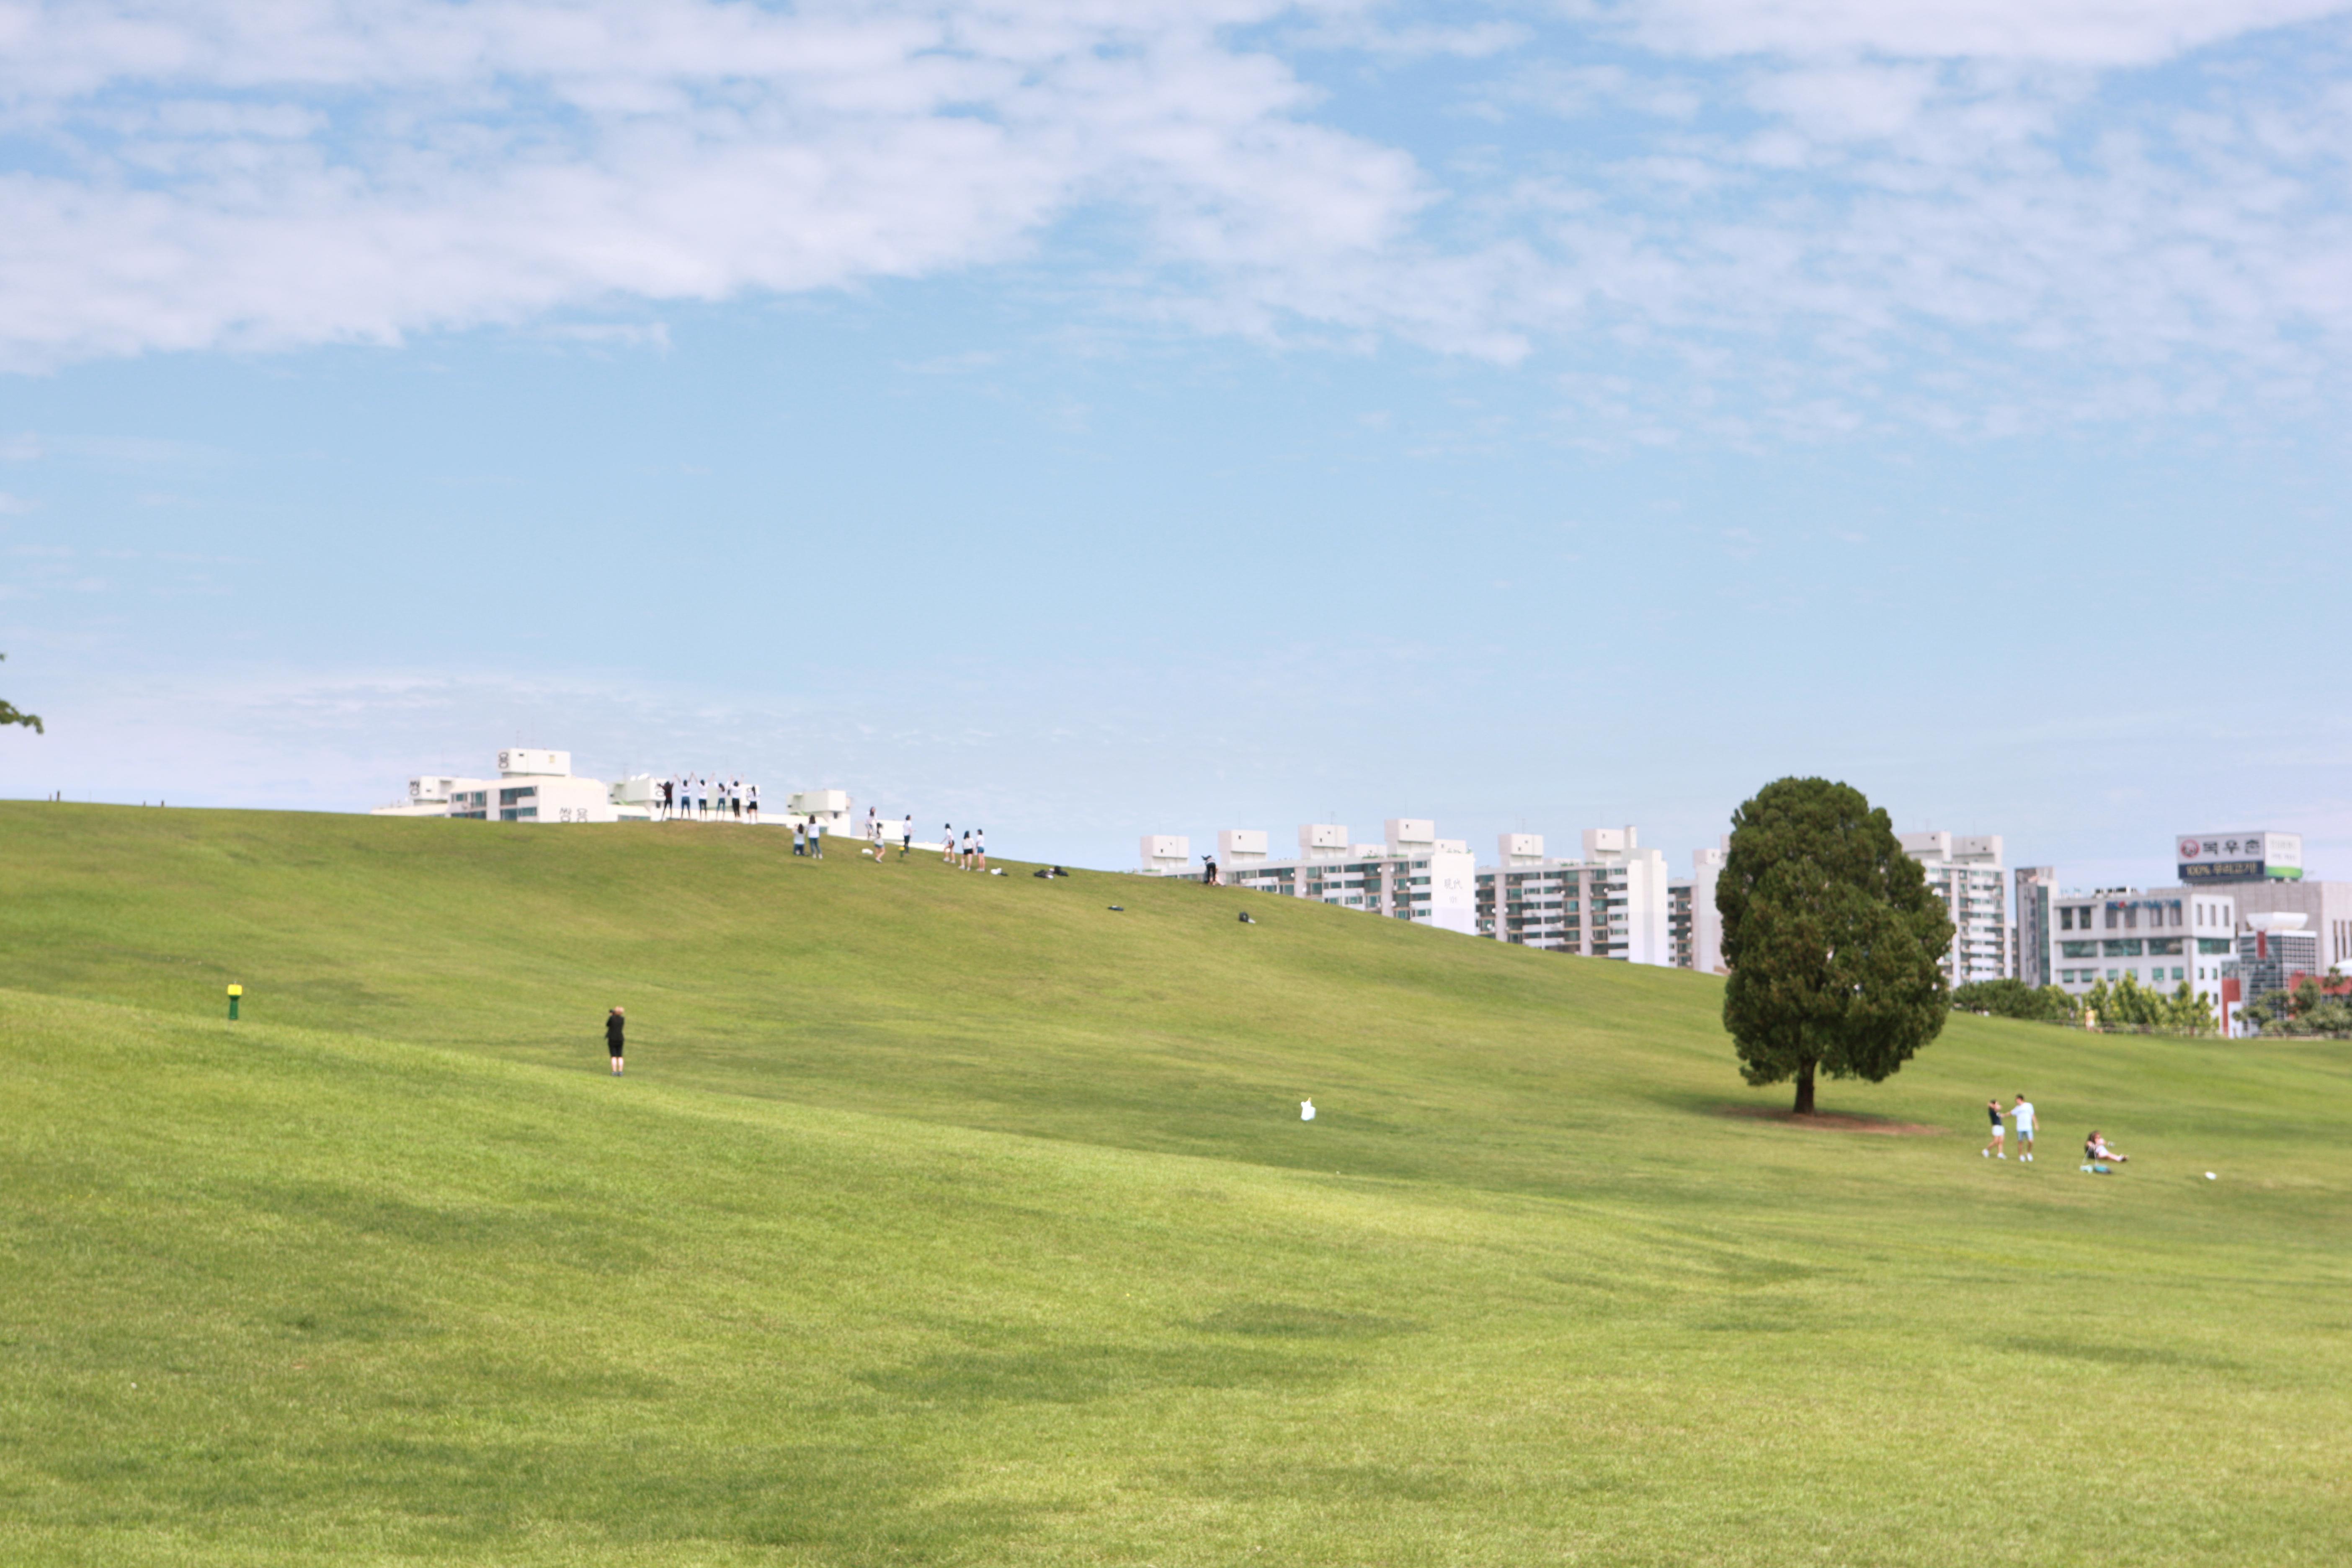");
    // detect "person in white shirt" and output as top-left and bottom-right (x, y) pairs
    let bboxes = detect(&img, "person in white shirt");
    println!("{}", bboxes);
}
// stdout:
(2012, 1094), (2036, 1162)
(974, 826), (985, 872)
(900, 813), (912, 859)
(746, 783), (759, 823)
(959, 829), (972, 869)
(941, 824), (955, 866)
